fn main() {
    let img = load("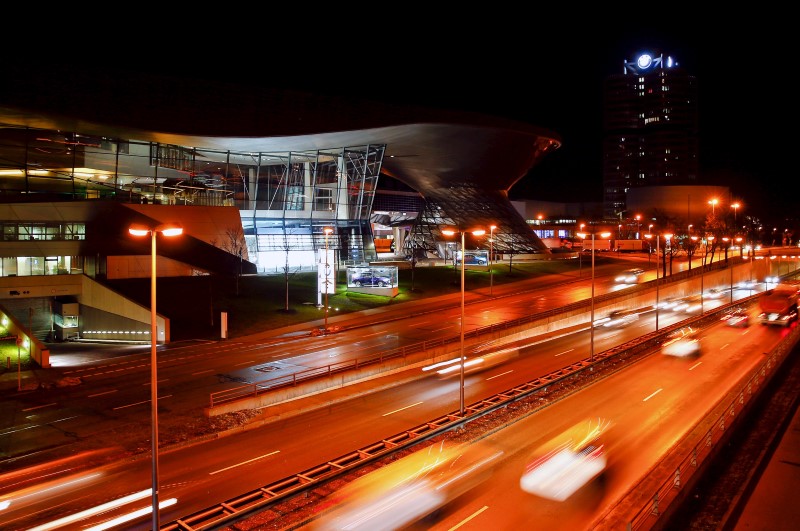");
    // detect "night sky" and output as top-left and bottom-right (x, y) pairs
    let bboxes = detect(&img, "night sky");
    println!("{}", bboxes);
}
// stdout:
(6, 21), (793, 225)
